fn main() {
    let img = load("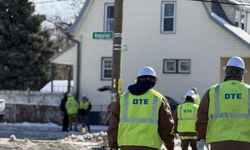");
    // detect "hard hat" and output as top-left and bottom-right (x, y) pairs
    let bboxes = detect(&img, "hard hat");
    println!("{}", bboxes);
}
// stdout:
(185, 90), (195, 98)
(225, 56), (245, 70)
(137, 66), (157, 78)
(68, 93), (73, 96)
